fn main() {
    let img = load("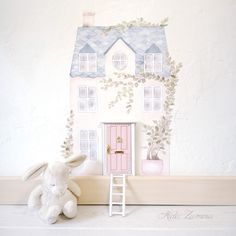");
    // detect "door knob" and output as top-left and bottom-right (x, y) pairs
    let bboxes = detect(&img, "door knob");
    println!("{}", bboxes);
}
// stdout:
(107, 145), (111, 155)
